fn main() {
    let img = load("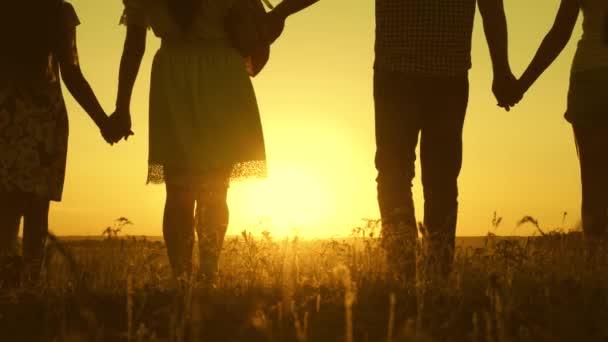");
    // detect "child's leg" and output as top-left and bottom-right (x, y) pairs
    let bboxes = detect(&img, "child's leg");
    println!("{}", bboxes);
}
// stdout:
(164, 183), (196, 279)
(22, 195), (50, 282)
(574, 124), (608, 240)
(0, 192), (24, 257)
(0, 192), (25, 287)
(195, 170), (230, 282)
